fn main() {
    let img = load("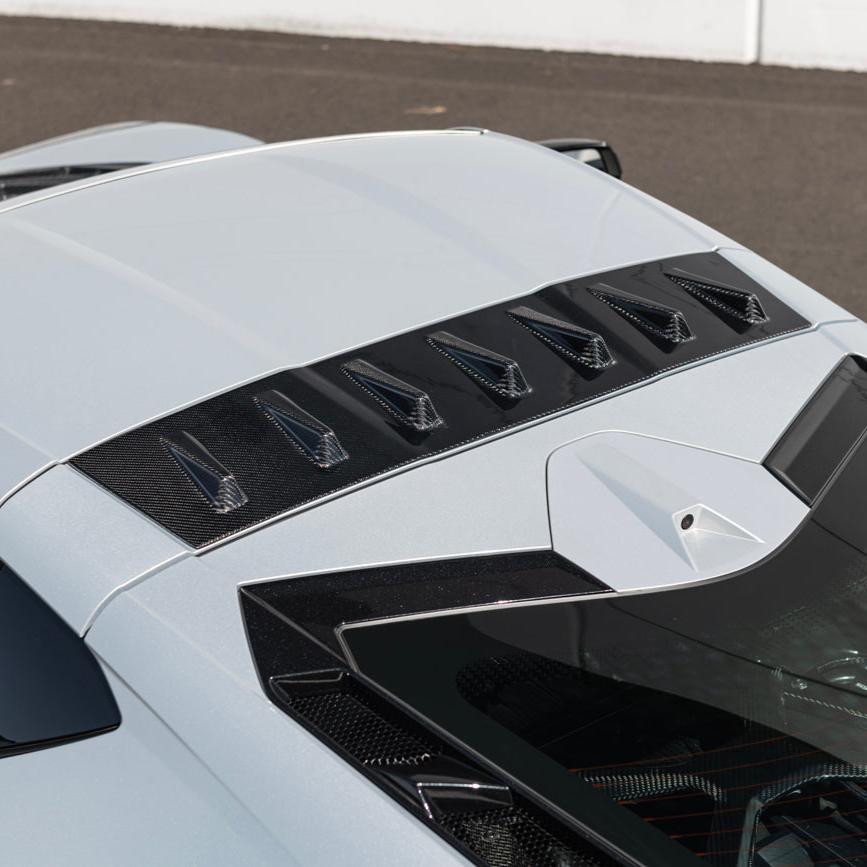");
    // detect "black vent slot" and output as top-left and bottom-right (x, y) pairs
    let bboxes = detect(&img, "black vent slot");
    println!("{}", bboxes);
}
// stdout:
(162, 432), (247, 513)
(666, 269), (769, 327)
(255, 389), (348, 470)
(272, 672), (436, 768)
(508, 306), (614, 370)
(268, 669), (619, 867)
(589, 284), (694, 346)
(0, 163), (145, 201)
(342, 359), (443, 432)
(765, 356), (867, 504)
(441, 805), (609, 867)
(428, 331), (530, 399)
